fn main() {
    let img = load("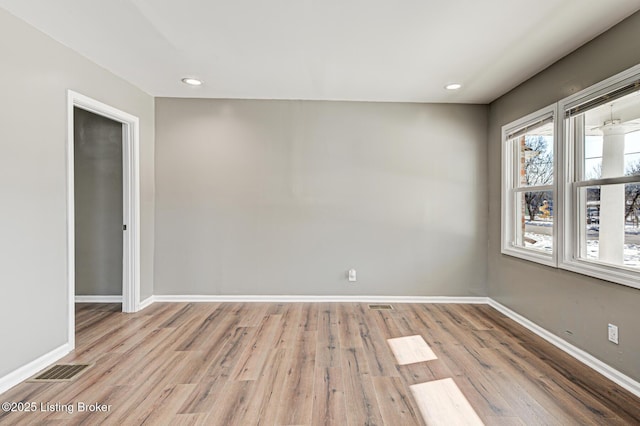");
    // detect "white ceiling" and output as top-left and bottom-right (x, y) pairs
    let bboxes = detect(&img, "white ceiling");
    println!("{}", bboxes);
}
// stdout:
(1, 0), (639, 103)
